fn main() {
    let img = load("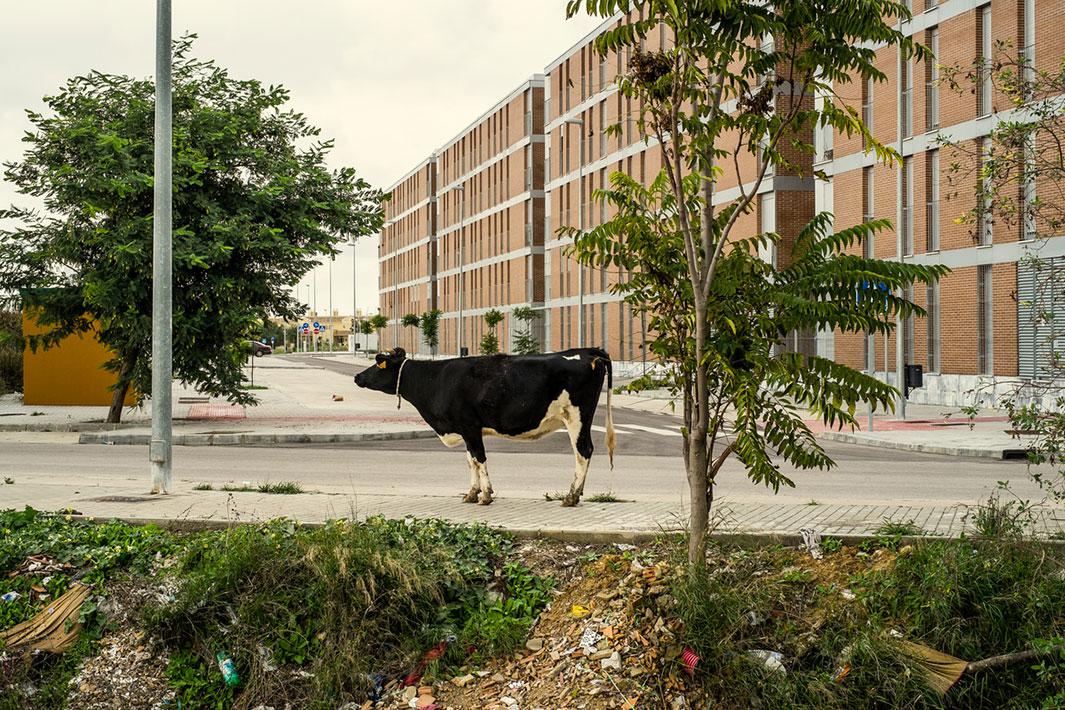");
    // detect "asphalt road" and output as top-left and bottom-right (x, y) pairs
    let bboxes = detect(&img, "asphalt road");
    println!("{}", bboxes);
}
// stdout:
(0, 432), (1035, 508)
